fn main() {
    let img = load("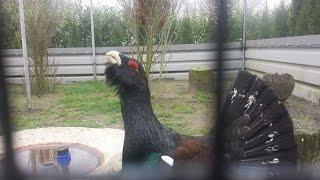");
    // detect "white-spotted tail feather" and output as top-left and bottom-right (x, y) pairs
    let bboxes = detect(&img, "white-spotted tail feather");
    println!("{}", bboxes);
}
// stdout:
(222, 71), (297, 174)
